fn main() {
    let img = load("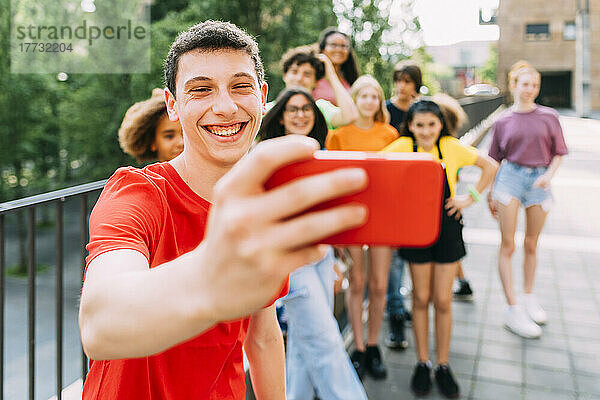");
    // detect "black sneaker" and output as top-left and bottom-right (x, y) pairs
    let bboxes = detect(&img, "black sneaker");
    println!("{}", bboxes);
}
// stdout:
(350, 349), (367, 380)
(411, 361), (432, 396)
(365, 345), (387, 379)
(434, 364), (460, 398)
(385, 314), (408, 350)
(453, 280), (474, 301)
